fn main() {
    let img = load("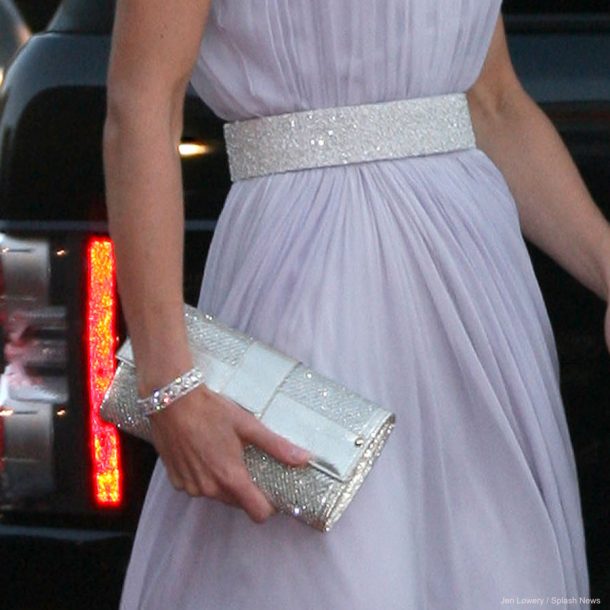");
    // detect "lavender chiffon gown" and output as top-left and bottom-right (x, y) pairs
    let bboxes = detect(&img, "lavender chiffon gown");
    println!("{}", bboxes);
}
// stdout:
(118, 1), (591, 608)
